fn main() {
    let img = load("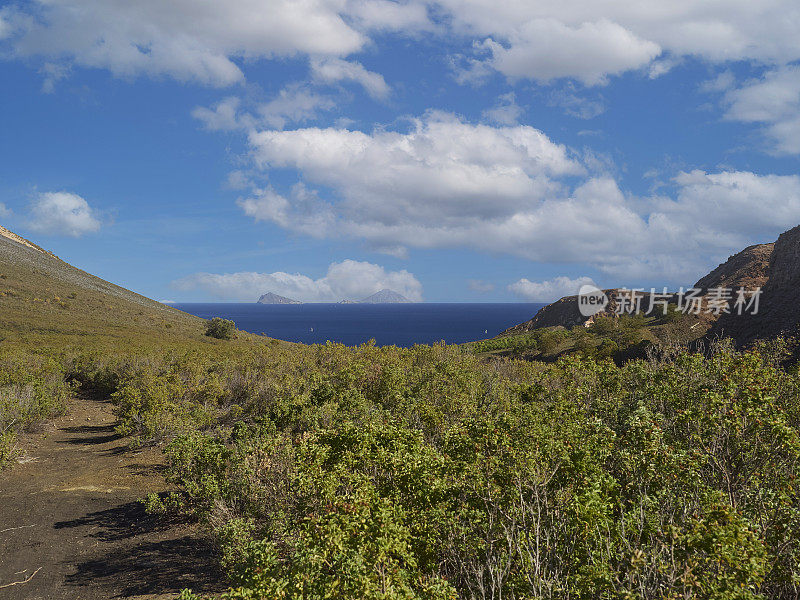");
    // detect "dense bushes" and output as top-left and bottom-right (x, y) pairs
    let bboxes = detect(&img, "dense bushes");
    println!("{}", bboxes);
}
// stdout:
(9, 336), (800, 598)
(0, 349), (73, 465)
(64, 339), (799, 600)
(470, 318), (654, 361)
